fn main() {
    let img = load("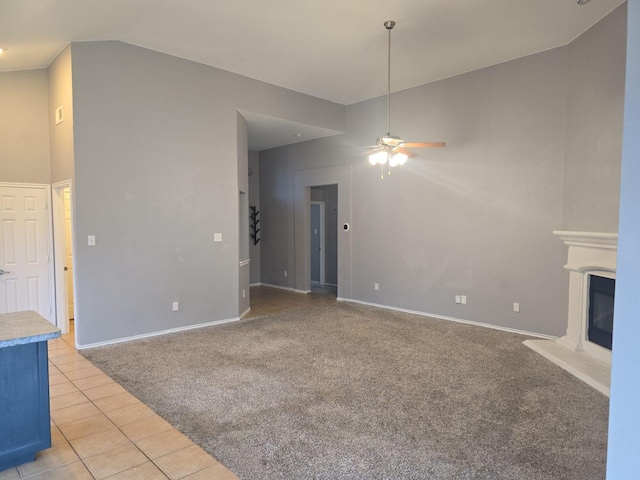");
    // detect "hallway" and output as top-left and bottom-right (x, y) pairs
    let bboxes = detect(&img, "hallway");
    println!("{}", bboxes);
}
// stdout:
(245, 285), (337, 319)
